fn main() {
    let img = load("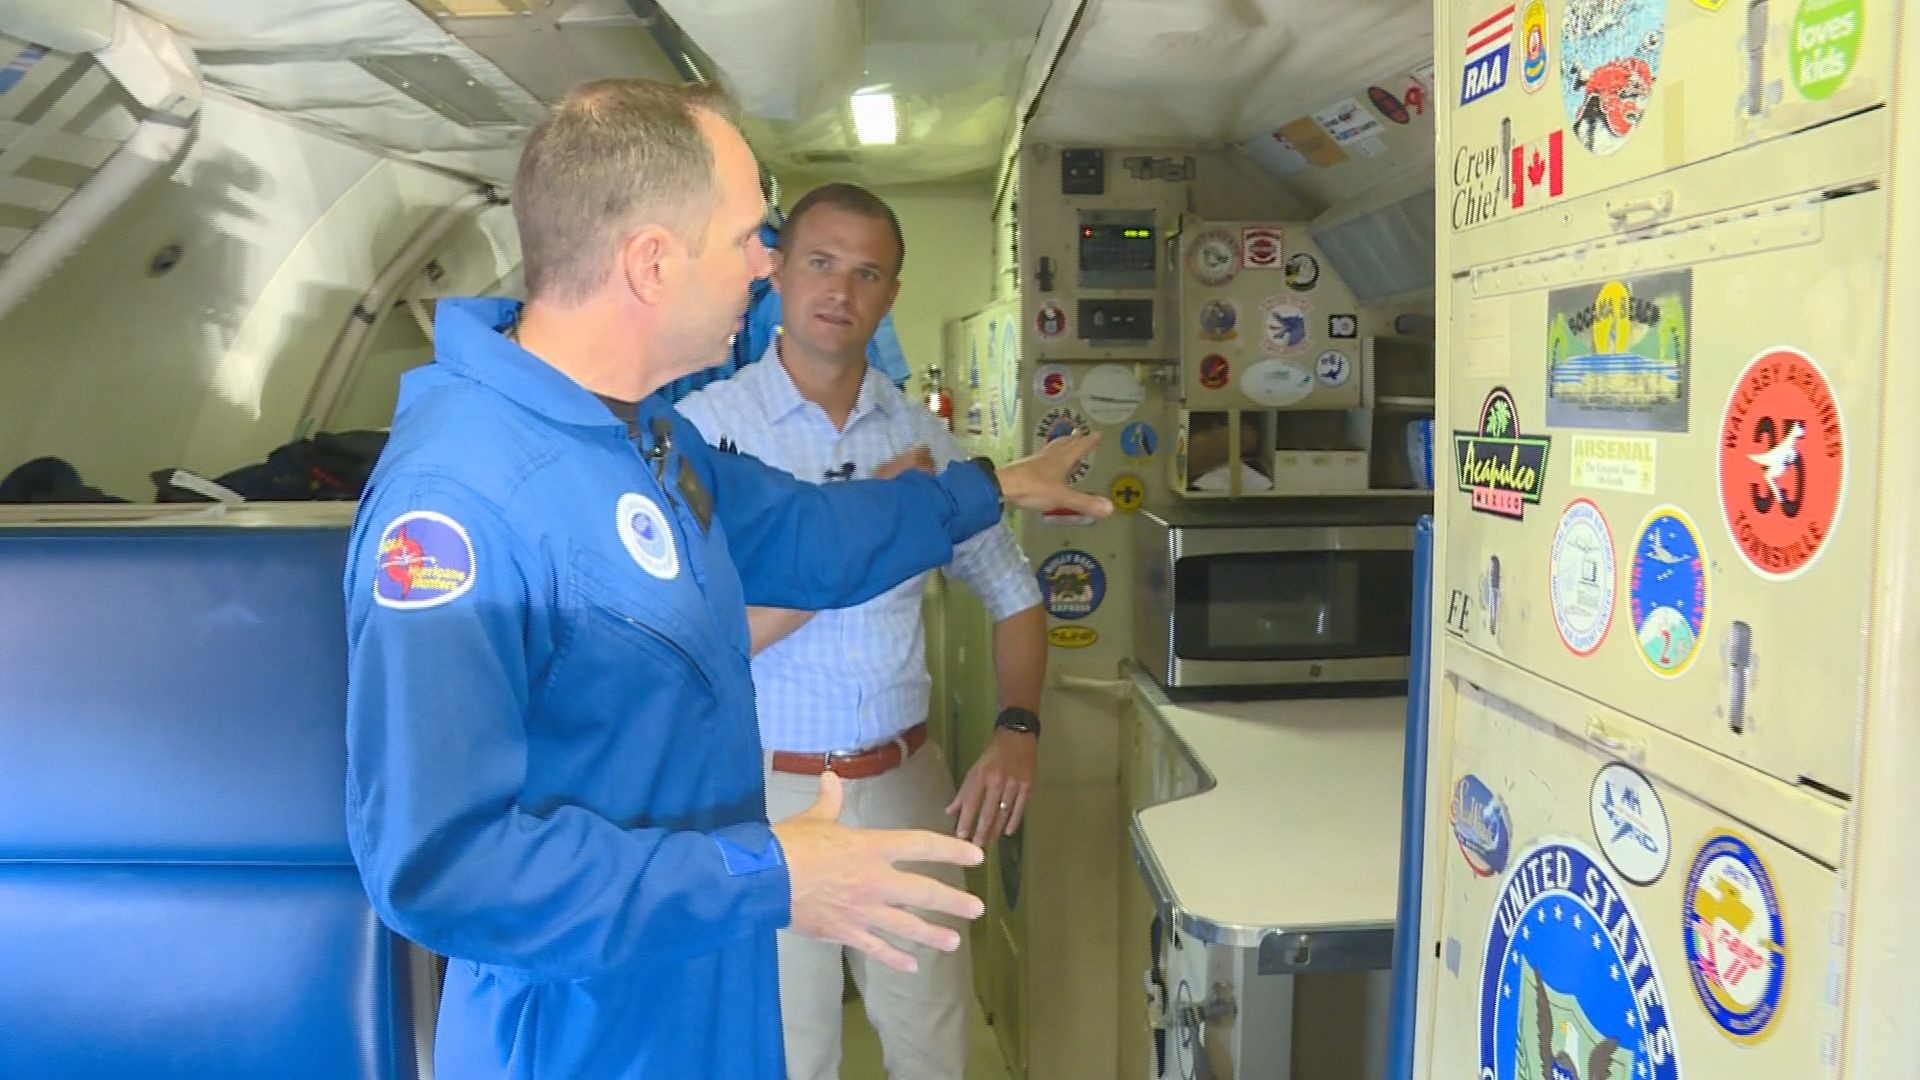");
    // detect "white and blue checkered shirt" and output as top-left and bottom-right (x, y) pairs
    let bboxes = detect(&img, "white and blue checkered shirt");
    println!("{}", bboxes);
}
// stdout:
(677, 347), (1040, 754)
